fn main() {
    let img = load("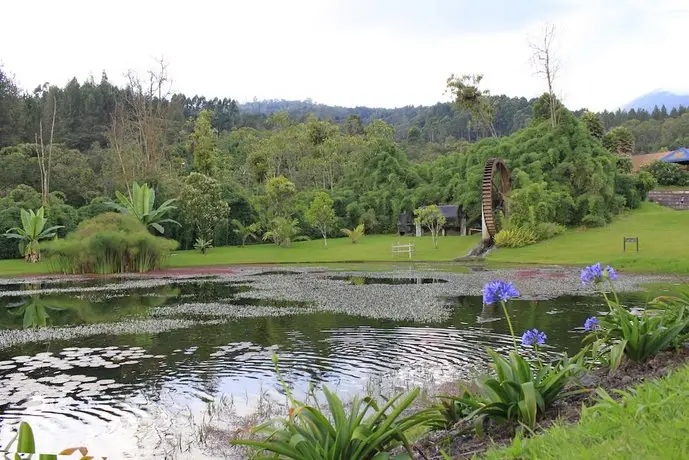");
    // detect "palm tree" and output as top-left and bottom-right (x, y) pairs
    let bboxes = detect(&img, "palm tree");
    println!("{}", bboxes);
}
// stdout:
(232, 219), (261, 247)
(4, 207), (63, 262)
(263, 217), (307, 248)
(108, 182), (180, 234)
